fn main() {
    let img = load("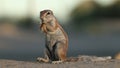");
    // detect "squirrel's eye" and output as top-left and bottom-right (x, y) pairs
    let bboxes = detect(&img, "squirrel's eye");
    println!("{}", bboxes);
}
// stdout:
(47, 12), (50, 15)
